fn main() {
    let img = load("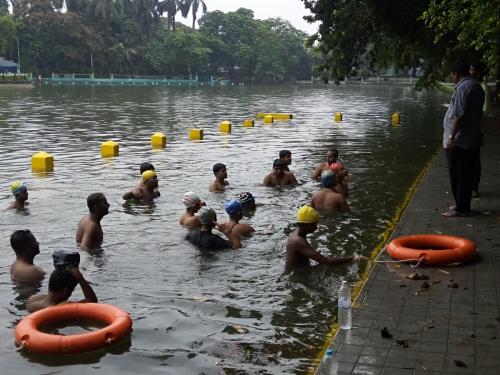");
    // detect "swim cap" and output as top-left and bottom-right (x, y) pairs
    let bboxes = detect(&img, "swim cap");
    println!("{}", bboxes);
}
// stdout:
(297, 205), (319, 224)
(239, 192), (255, 204)
(224, 199), (242, 216)
(11, 181), (27, 196)
(320, 170), (336, 187)
(330, 162), (344, 172)
(198, 207), (217, 226)
(142, 170), (157, 181)
(182, 191), (201, 208)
